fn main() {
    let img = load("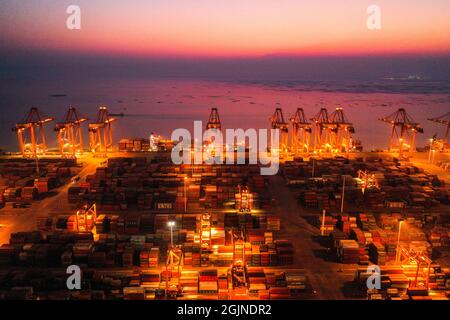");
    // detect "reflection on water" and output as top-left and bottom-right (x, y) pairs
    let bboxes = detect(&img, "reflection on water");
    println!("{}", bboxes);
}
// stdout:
(0, 78), (449, 151)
